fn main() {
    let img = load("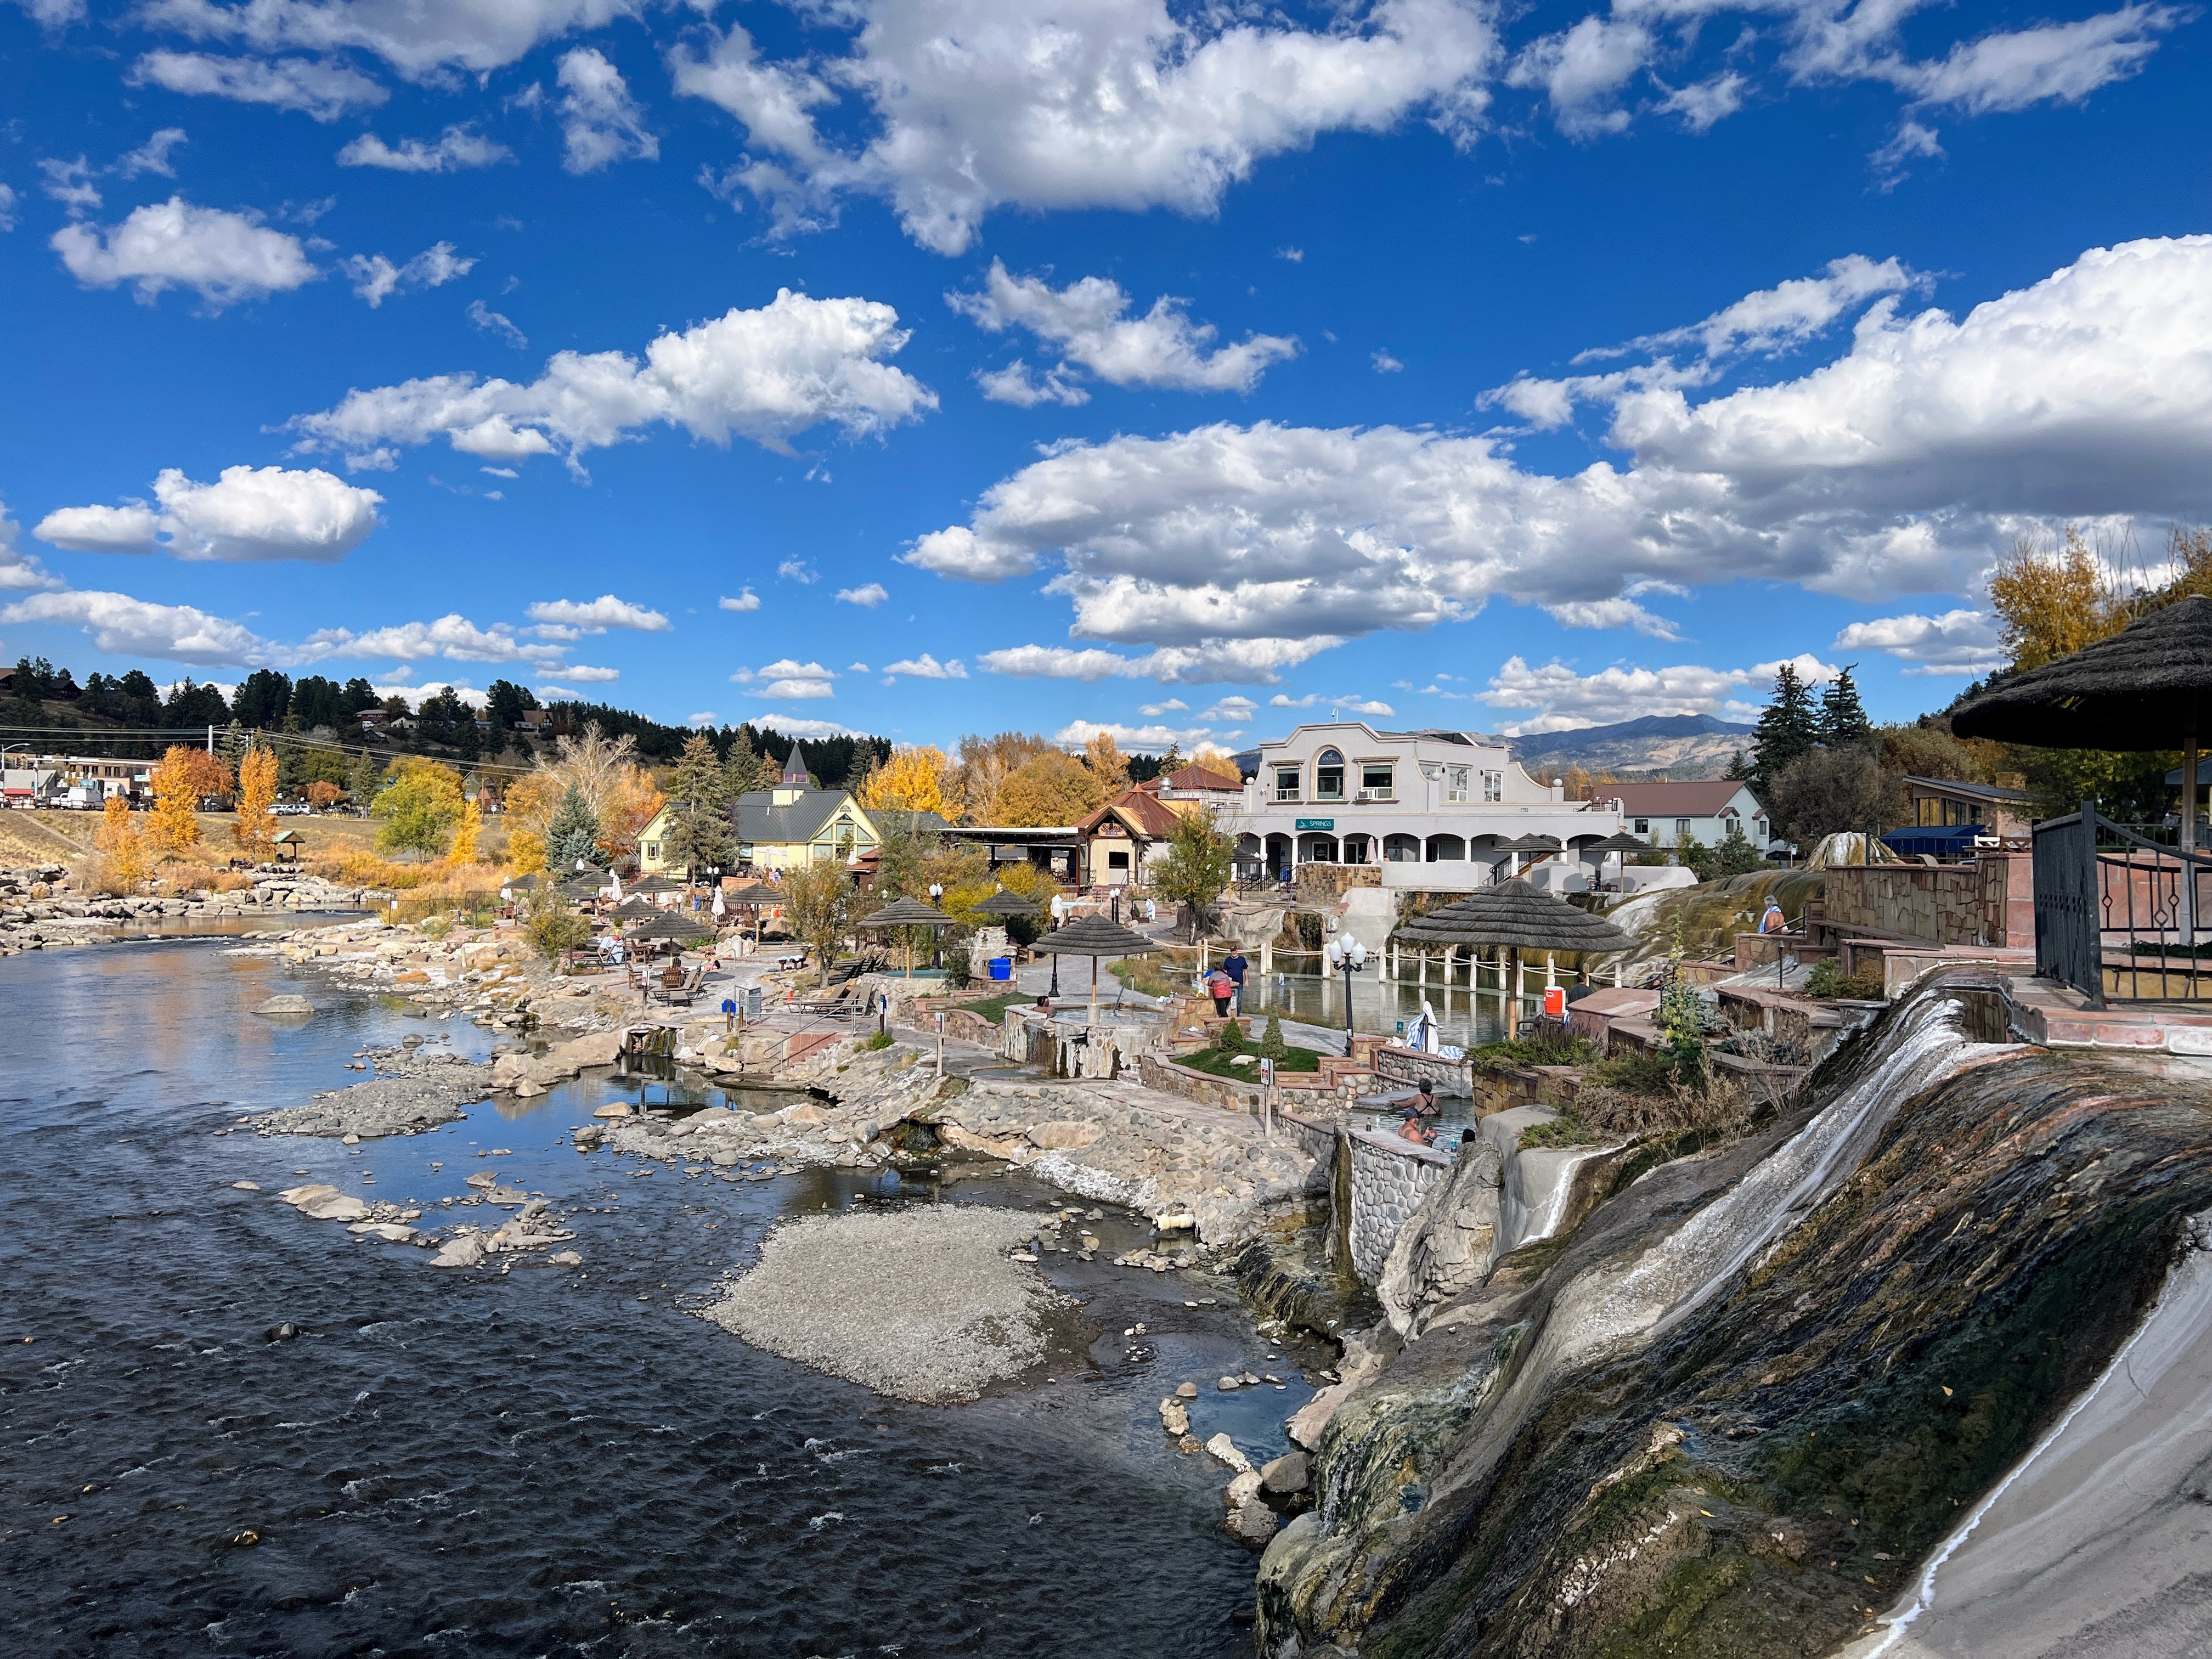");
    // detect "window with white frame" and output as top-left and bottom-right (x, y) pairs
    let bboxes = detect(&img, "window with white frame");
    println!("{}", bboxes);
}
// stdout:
(1480, 769), (1500, 803)
(1313, 748), (1346, 801)
(1273, 764), (1301, 802)
(1359, 762), (1393, 798)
